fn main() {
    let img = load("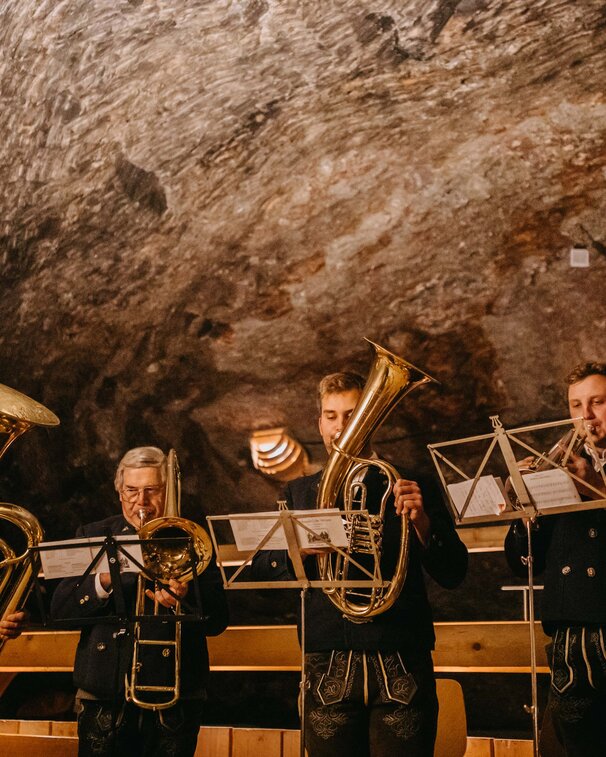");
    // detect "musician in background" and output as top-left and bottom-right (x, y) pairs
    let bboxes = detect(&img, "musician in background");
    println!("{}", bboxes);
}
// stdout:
(51, 446), (228, 757)
(252, 372), (468, 757)
(505, 362), (606, 757)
